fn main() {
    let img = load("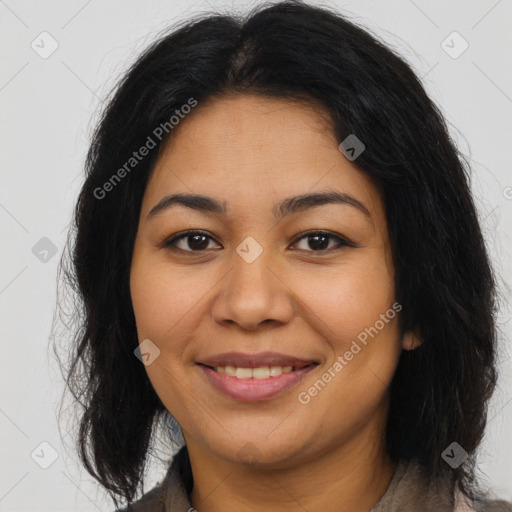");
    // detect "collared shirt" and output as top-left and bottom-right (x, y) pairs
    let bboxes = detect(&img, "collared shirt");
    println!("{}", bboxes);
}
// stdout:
(117, 446), (512, 512)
